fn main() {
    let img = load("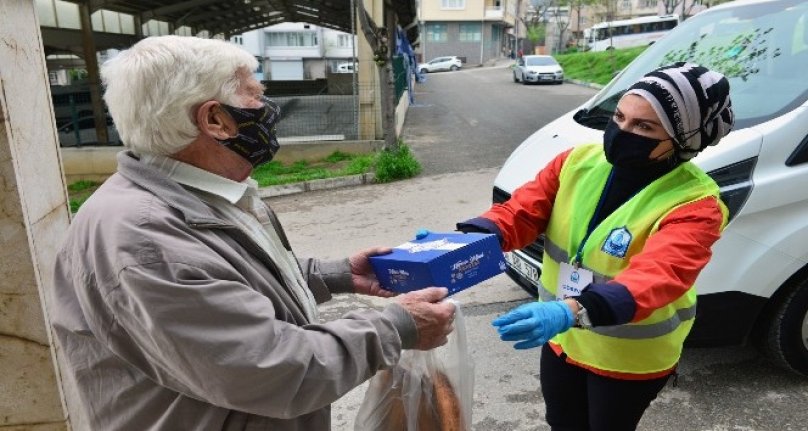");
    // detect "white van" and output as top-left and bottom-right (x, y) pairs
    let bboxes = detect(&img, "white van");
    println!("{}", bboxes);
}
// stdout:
(493, 0), (808, 375)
